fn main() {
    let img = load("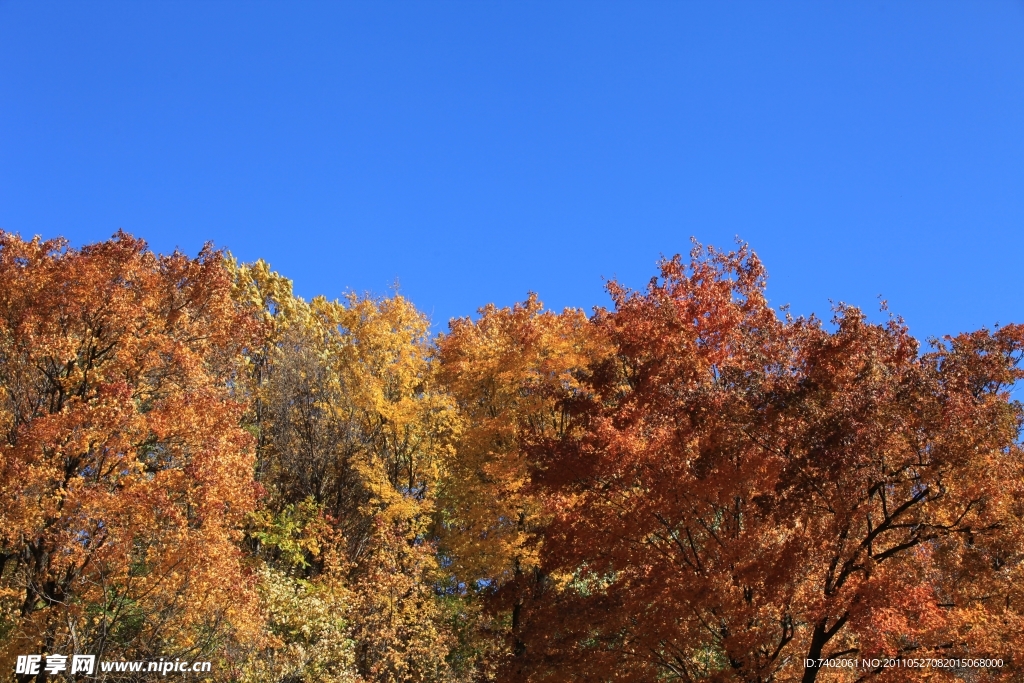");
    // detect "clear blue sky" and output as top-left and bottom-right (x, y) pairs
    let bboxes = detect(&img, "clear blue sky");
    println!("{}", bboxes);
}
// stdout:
(2, 1), (1022, 342)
